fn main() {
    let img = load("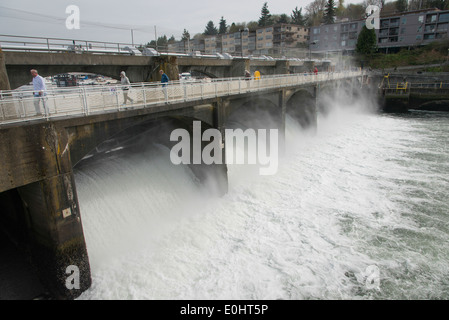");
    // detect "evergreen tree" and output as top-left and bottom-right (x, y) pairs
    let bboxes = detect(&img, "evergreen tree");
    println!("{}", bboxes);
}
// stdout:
(219, 16), (227, 34)
(396, 0), (408, 12)
(181, 29), (190, 41)
(323, 0), (336, 24)
(277, 13), (290, 24)
(204, 21), (218, 35)
(356, 25), (377, 55)
(258, 2), (273, 27)
(291, 7), (305, 25)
